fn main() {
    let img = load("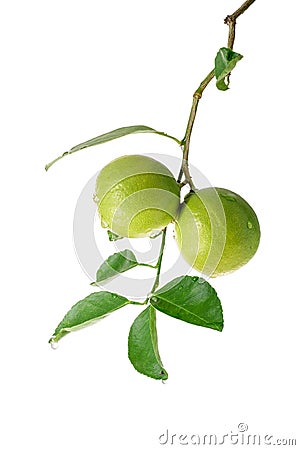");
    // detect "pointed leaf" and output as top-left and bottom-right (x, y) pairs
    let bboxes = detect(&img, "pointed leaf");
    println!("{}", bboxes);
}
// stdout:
(215, 47), (243, 91)
(45, 125), (180, 170)
(128, 306), (168, 380)
(150, 276), (223, 331)
(49, 291), (131, 344)
(91, 250), (138, 286)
